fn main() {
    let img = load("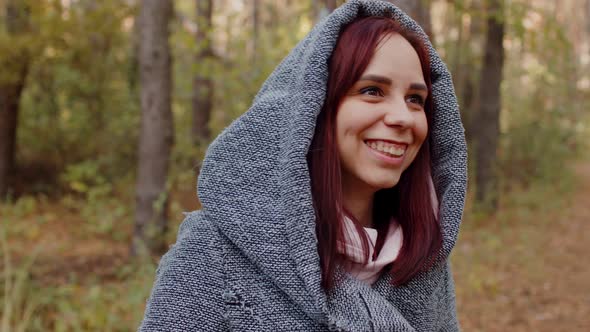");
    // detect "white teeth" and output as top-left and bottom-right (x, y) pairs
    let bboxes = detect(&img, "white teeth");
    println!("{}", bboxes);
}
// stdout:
(366, 141), (406, 157)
